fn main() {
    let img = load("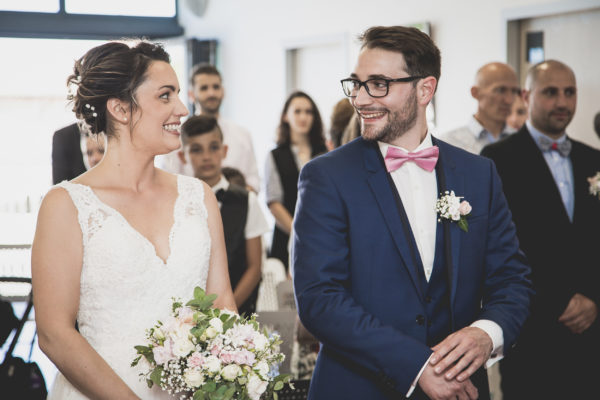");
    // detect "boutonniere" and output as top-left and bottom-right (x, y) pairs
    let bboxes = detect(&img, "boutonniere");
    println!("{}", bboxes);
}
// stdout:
(588, 172), (600, 199)
(435, 190), (472, 232)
